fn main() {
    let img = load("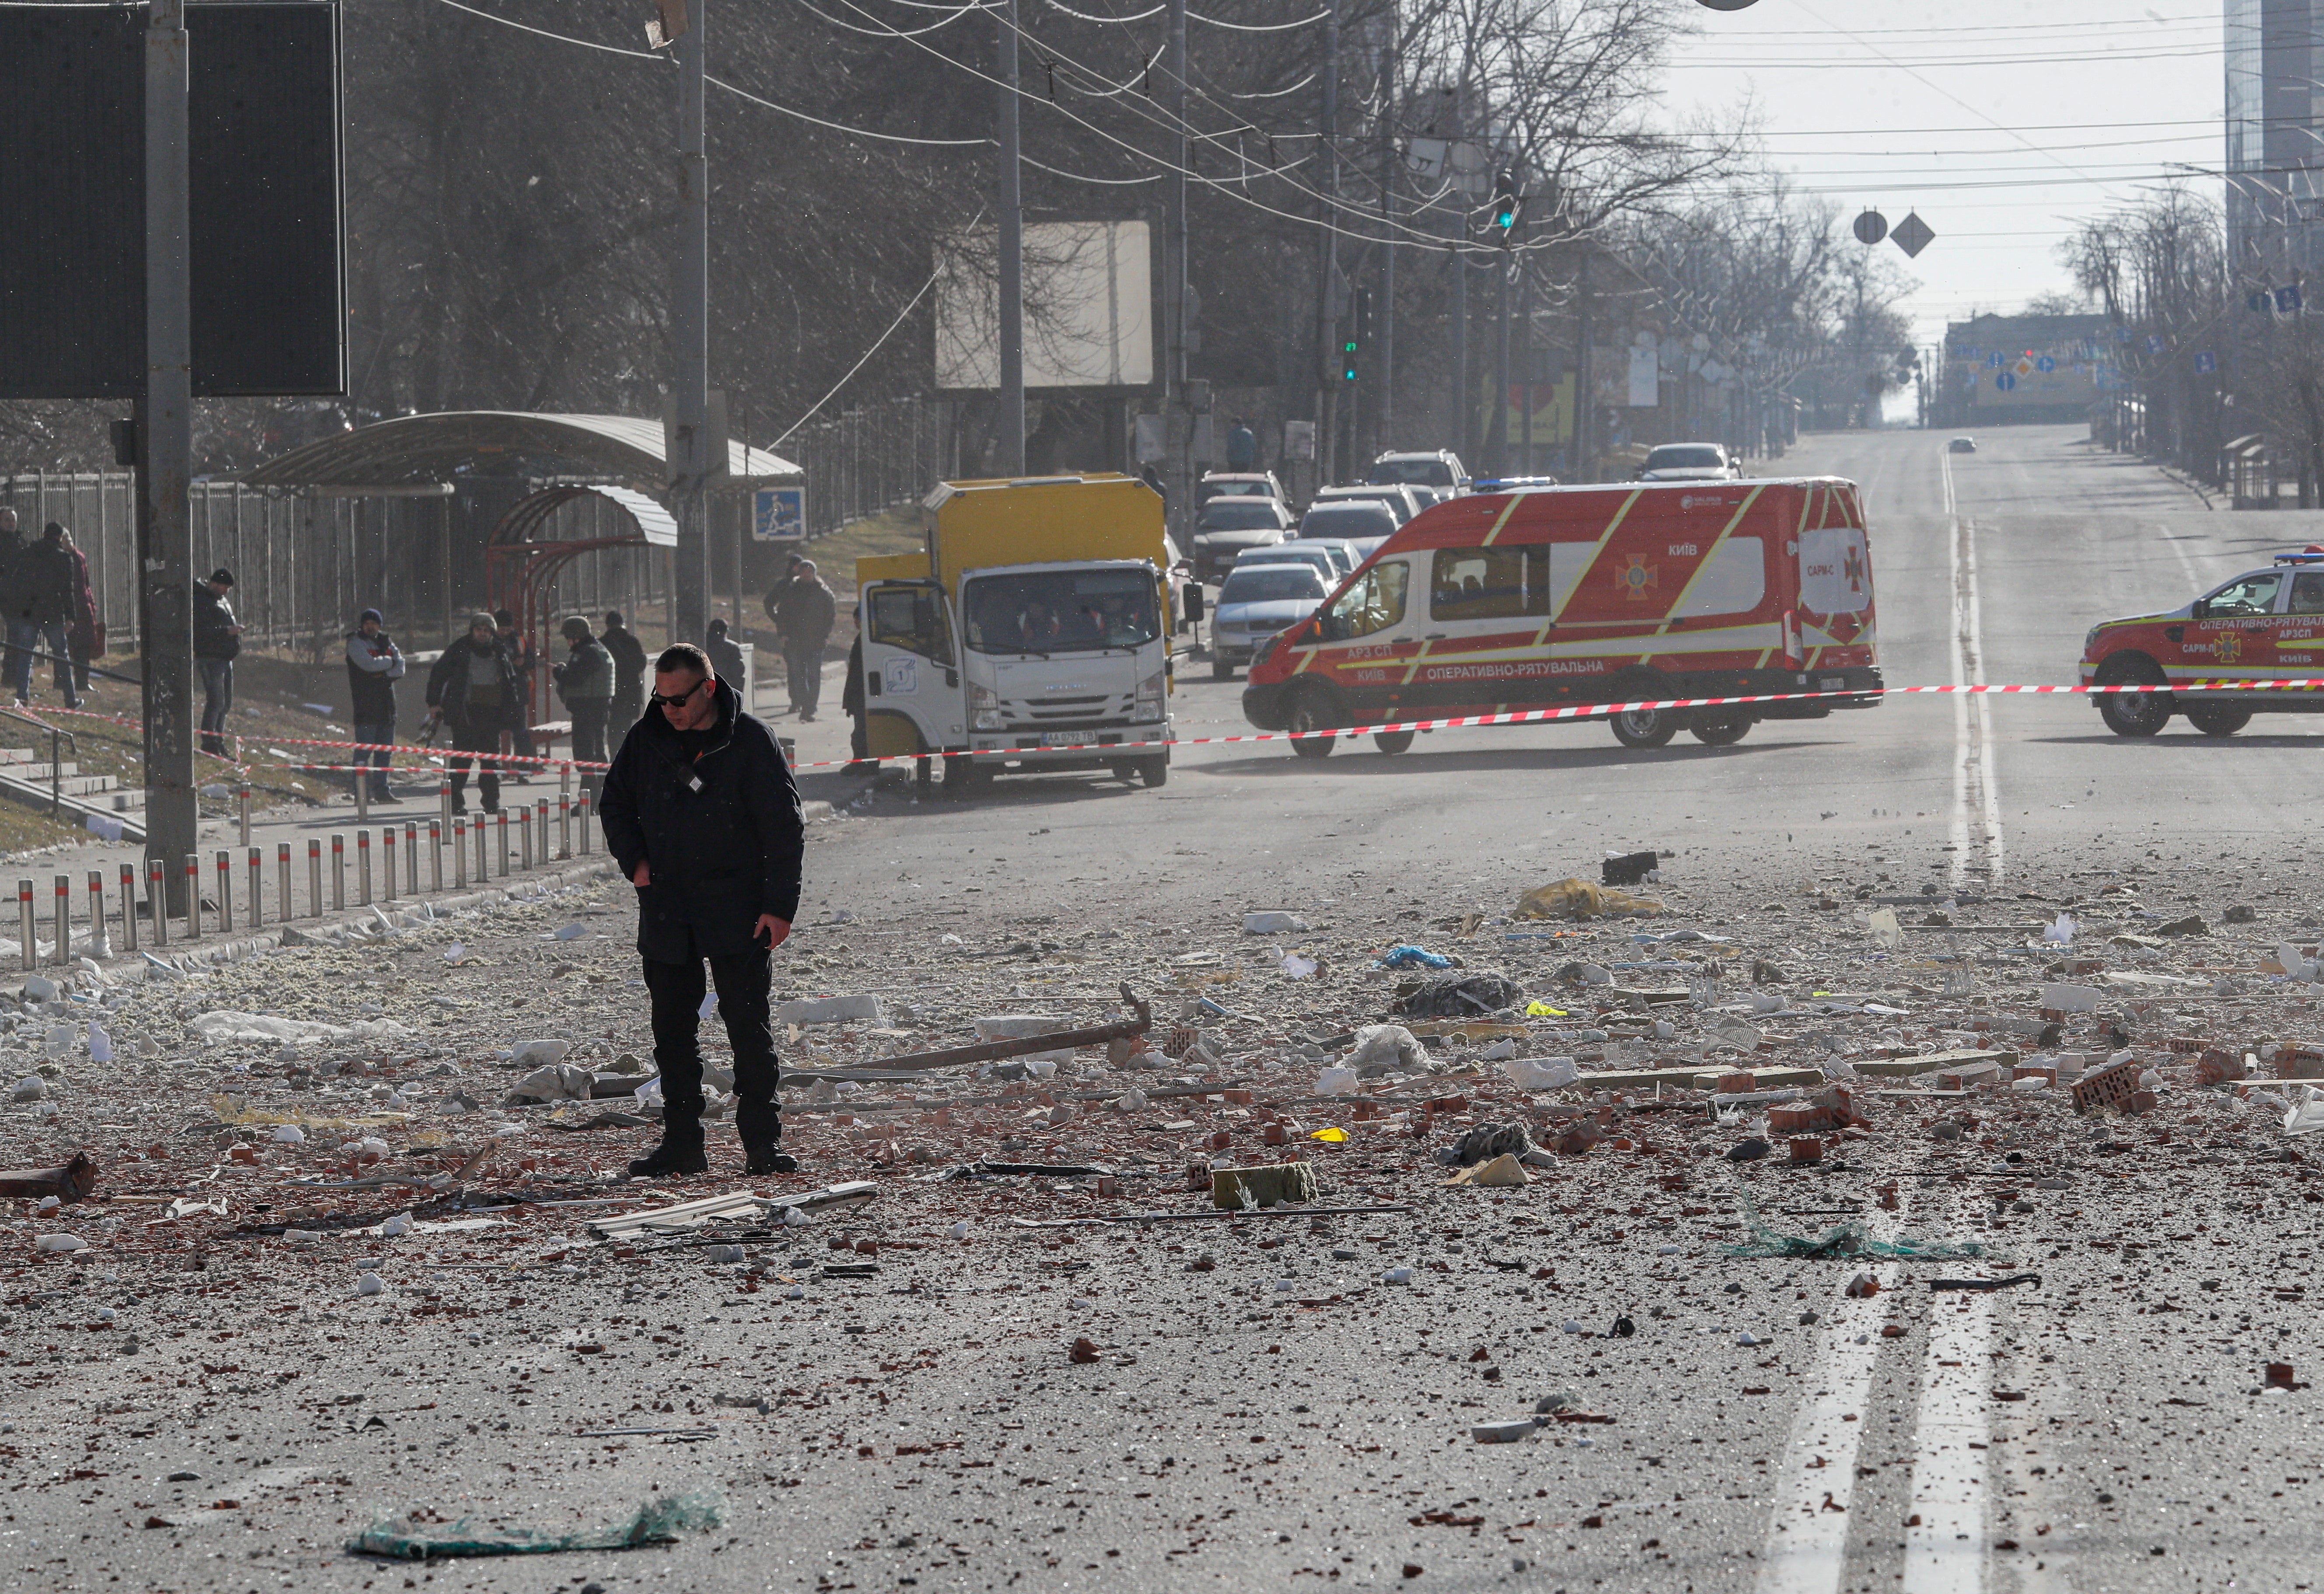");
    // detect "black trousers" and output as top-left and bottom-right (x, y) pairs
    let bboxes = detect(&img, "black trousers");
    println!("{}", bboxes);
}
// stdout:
(569, 699), (609, 766)
(644, 946), (782, 1143)
(445, 717), (502, 810)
